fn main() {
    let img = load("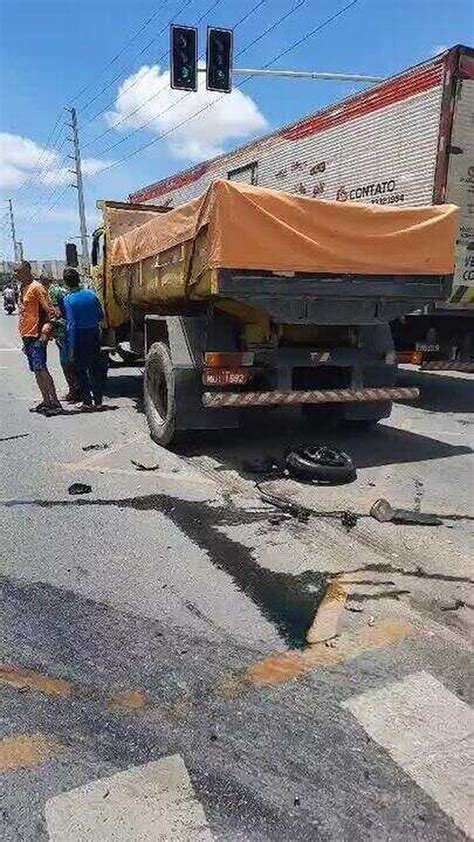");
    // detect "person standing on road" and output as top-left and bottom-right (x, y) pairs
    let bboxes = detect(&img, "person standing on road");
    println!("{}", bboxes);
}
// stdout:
(17, 262), (63, 416)
(63, 268), (105, 411)
(49, 279), (81, 403)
